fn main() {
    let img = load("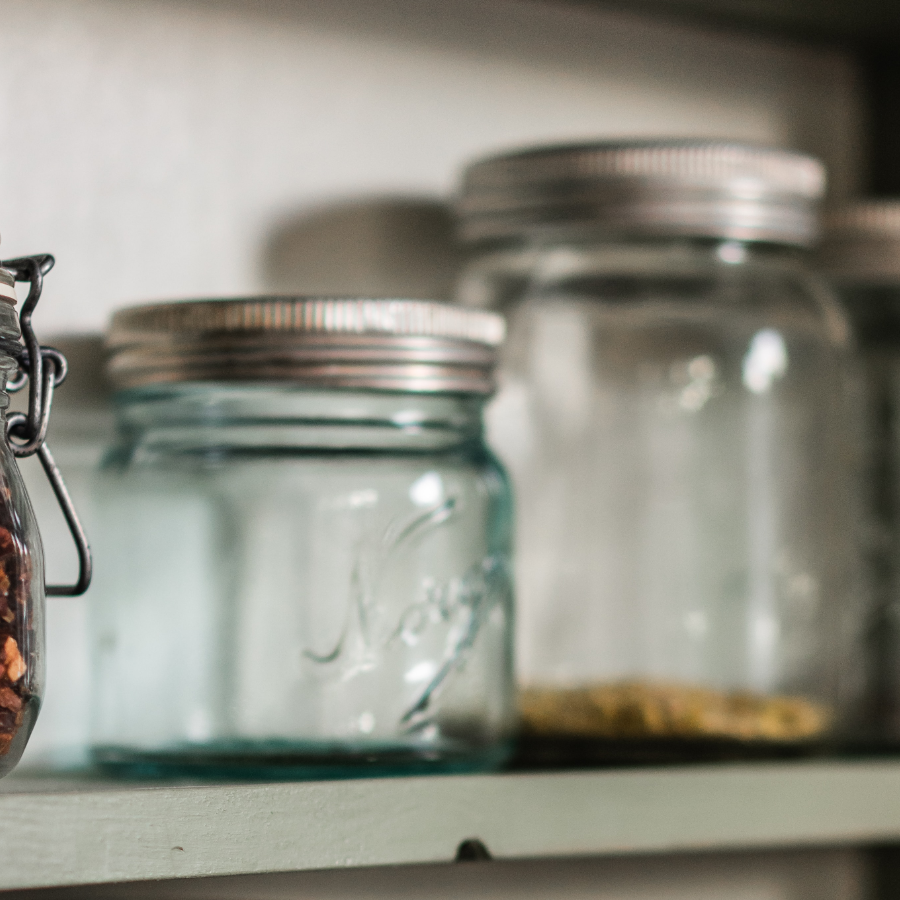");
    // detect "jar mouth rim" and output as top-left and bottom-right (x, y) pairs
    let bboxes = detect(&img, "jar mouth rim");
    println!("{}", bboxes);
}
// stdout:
(106, 299), (503, 395)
